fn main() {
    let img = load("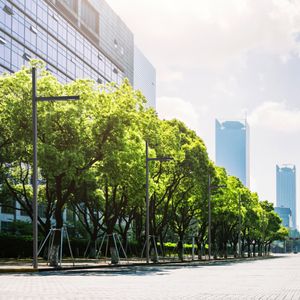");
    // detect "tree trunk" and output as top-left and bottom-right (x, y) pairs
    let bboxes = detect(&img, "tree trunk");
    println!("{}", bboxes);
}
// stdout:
(107, 226), (119, 264)
(49, 205), (63, 267)
(223, 241), (227, 259)
(177, 235), (184, 261)
(247, 239), (251, 258)
(252, 242), (256, 257)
